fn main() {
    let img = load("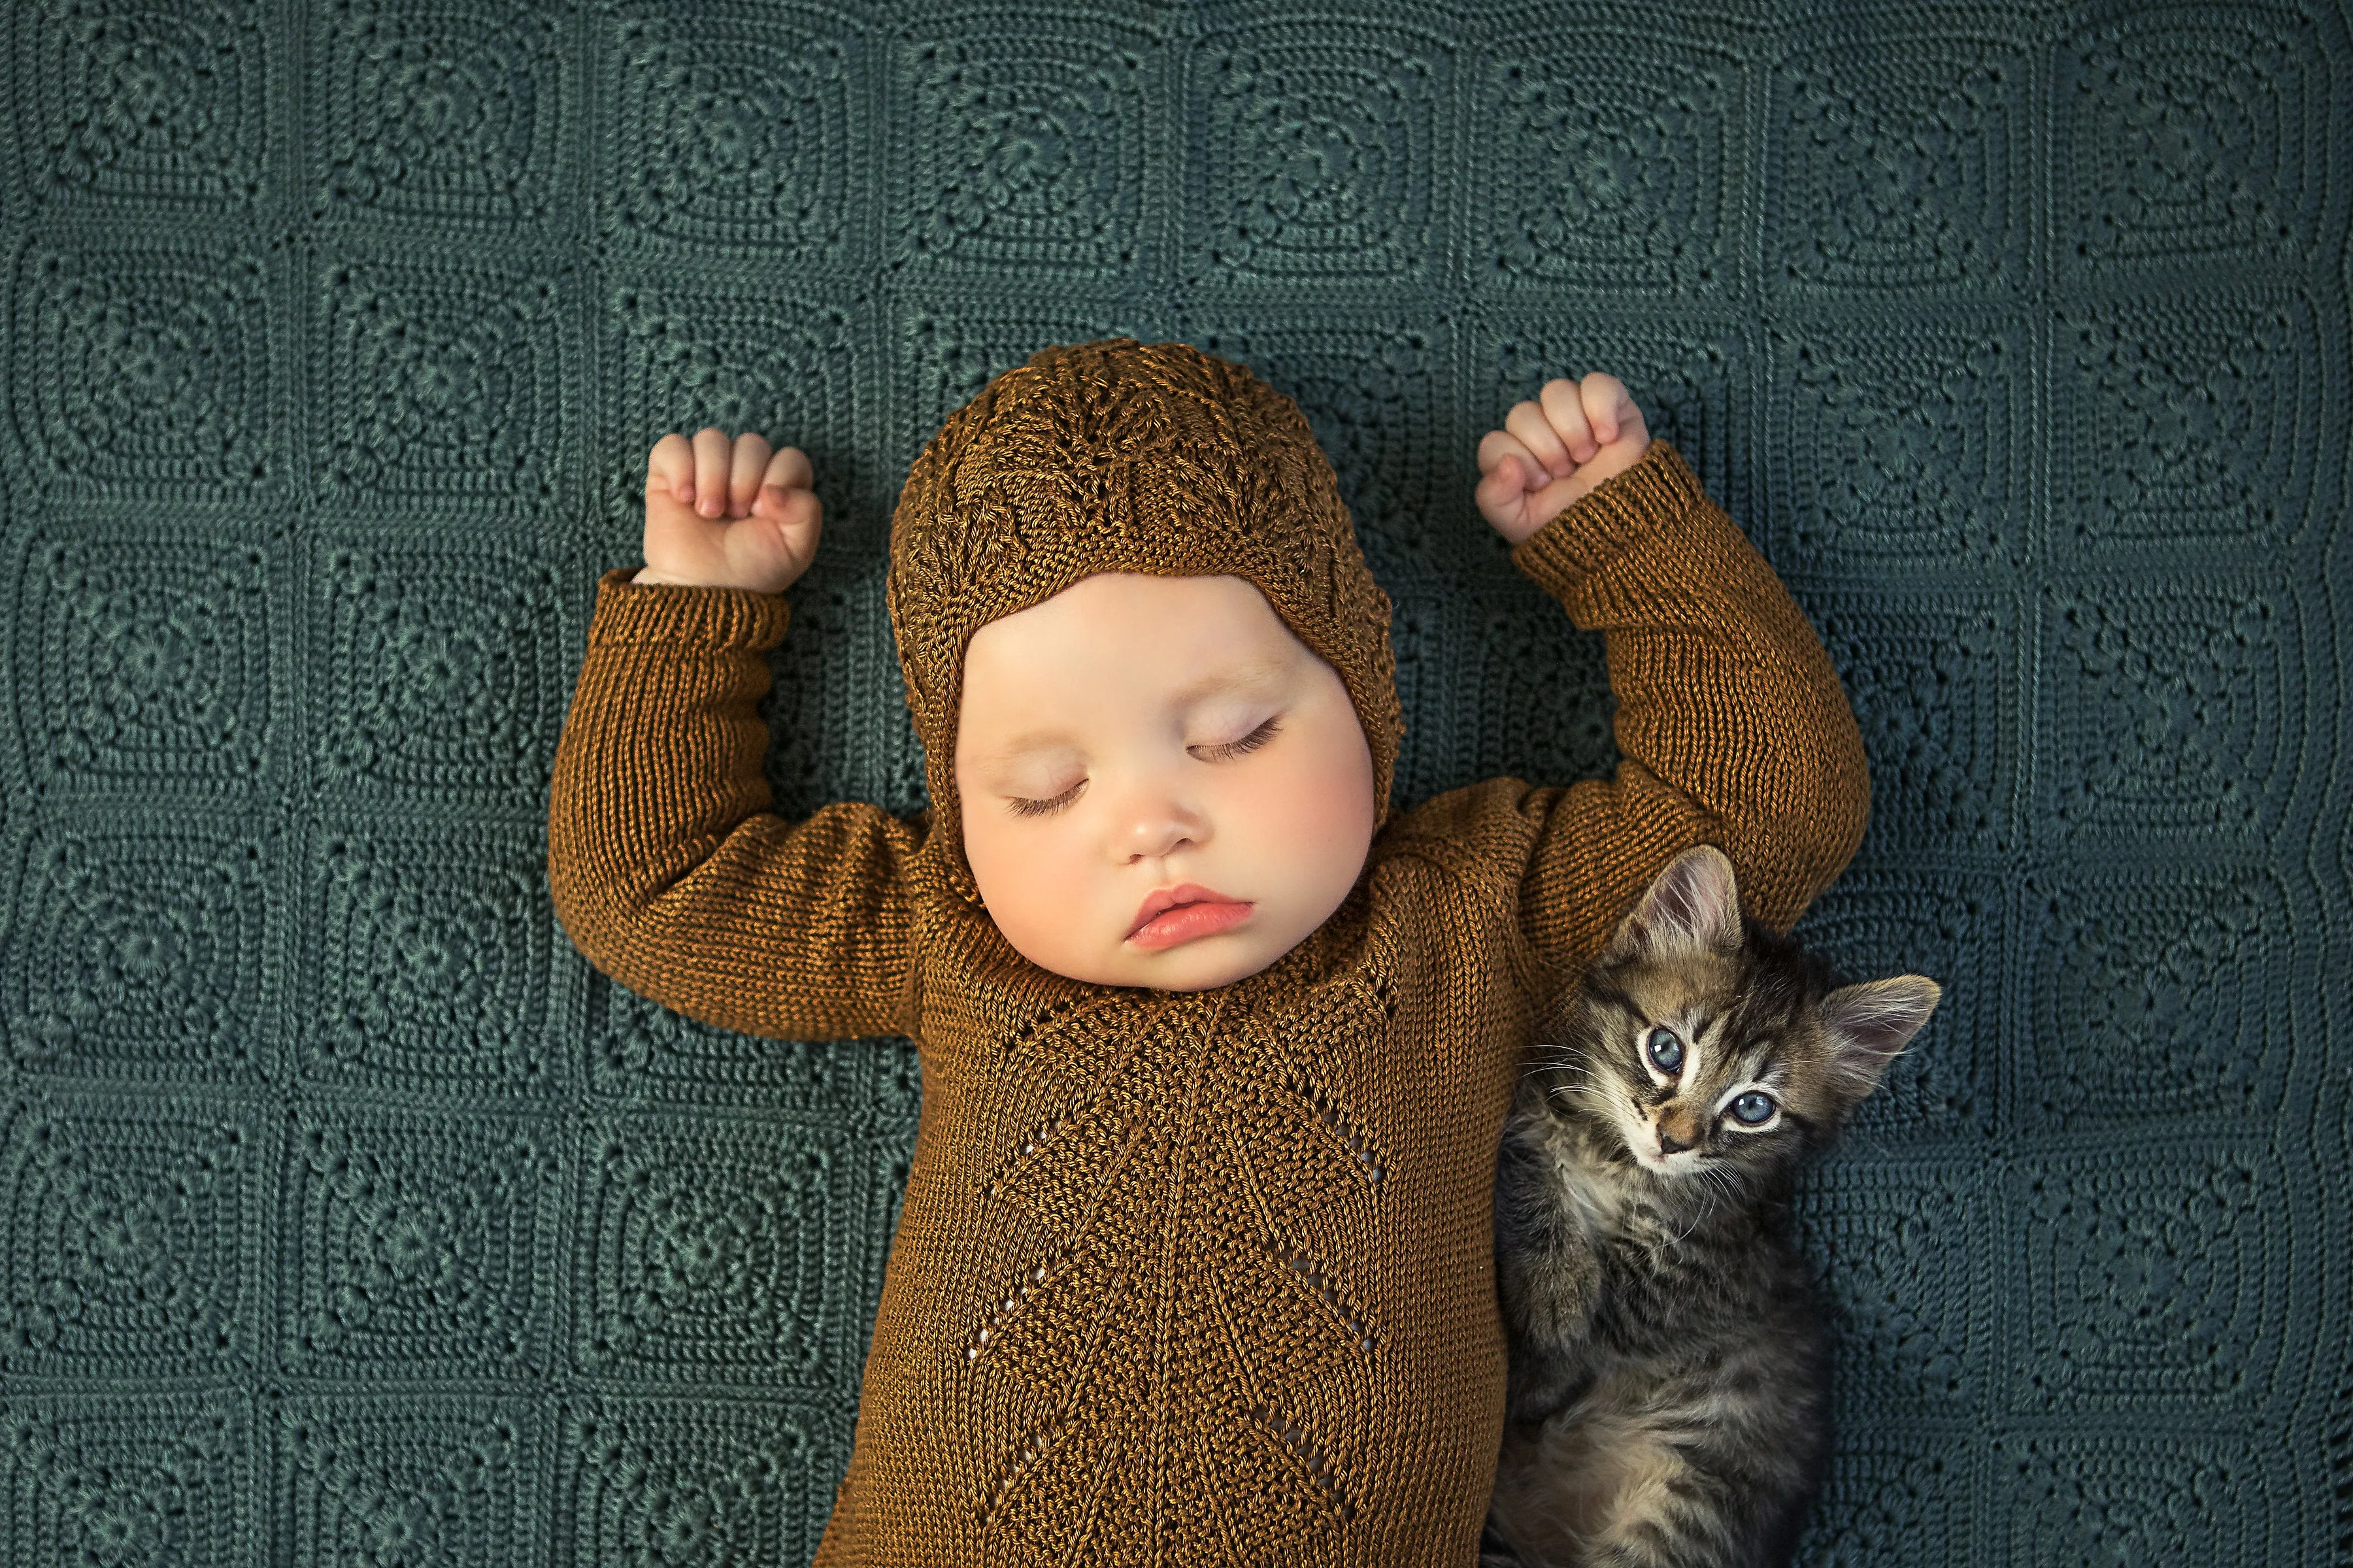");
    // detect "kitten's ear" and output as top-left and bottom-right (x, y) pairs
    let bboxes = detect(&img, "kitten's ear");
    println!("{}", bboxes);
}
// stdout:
(1605, 845), (1743, 962)
(1820, 976), (1942, 1103)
